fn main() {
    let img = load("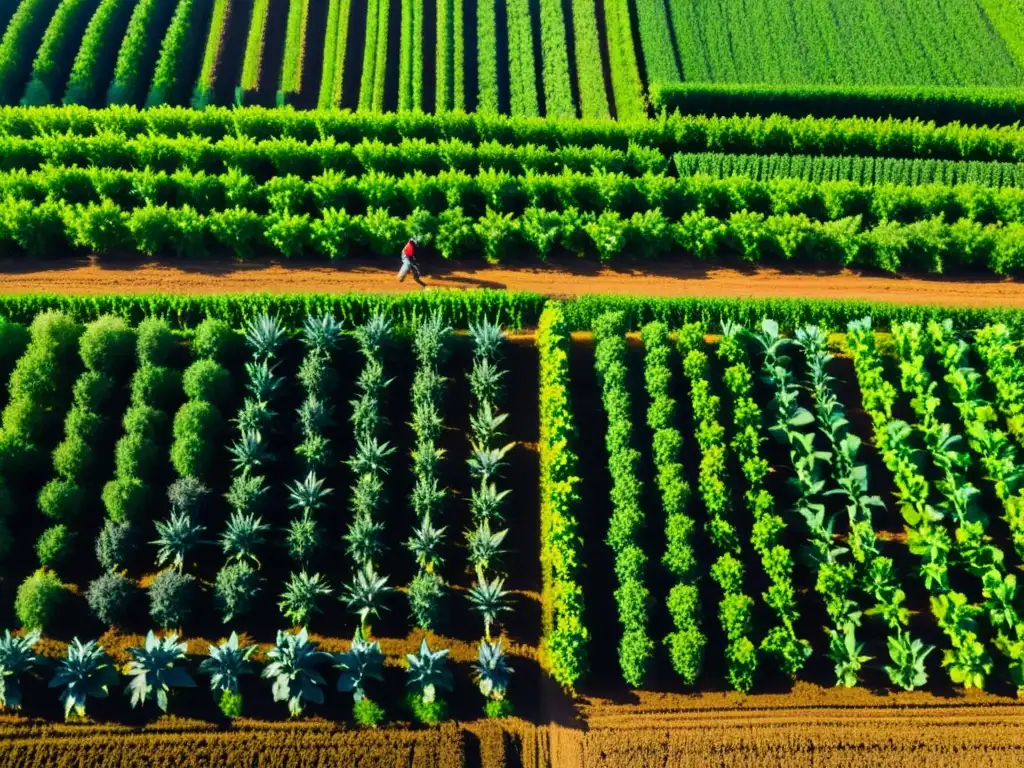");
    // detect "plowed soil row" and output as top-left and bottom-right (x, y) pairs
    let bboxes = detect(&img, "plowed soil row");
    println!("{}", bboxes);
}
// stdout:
(2, 258), (1024, 308)
(1, 703), (1021, 768)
